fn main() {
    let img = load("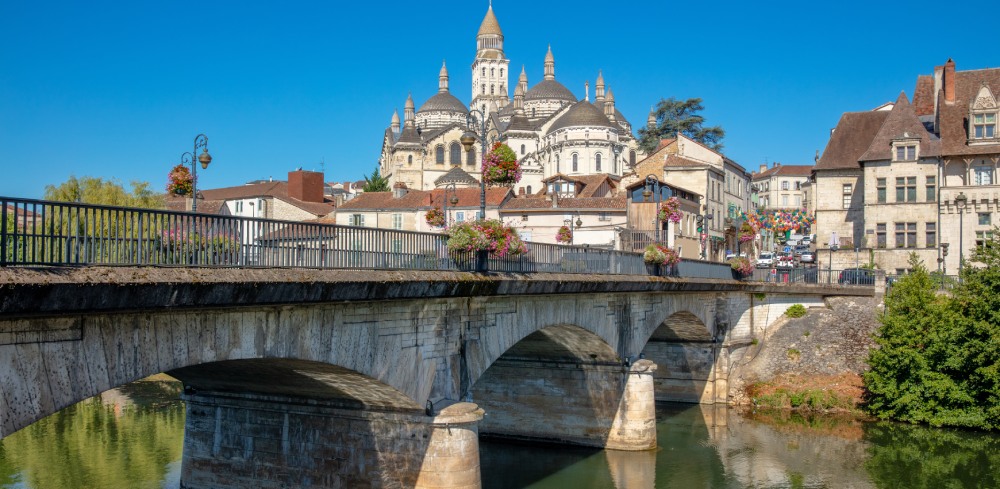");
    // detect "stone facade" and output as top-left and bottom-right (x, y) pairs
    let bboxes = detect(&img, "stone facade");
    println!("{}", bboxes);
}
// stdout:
(751, 163), (813, 210)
